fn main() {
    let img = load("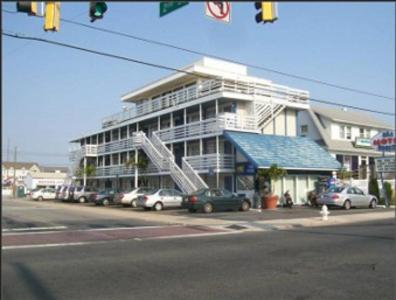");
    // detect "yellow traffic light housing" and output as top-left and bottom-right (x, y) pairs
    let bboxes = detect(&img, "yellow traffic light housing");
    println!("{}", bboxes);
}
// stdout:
(44, 2), (60, 32)
(16, 1), (38, 16)
(255, 2), (278, 24)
